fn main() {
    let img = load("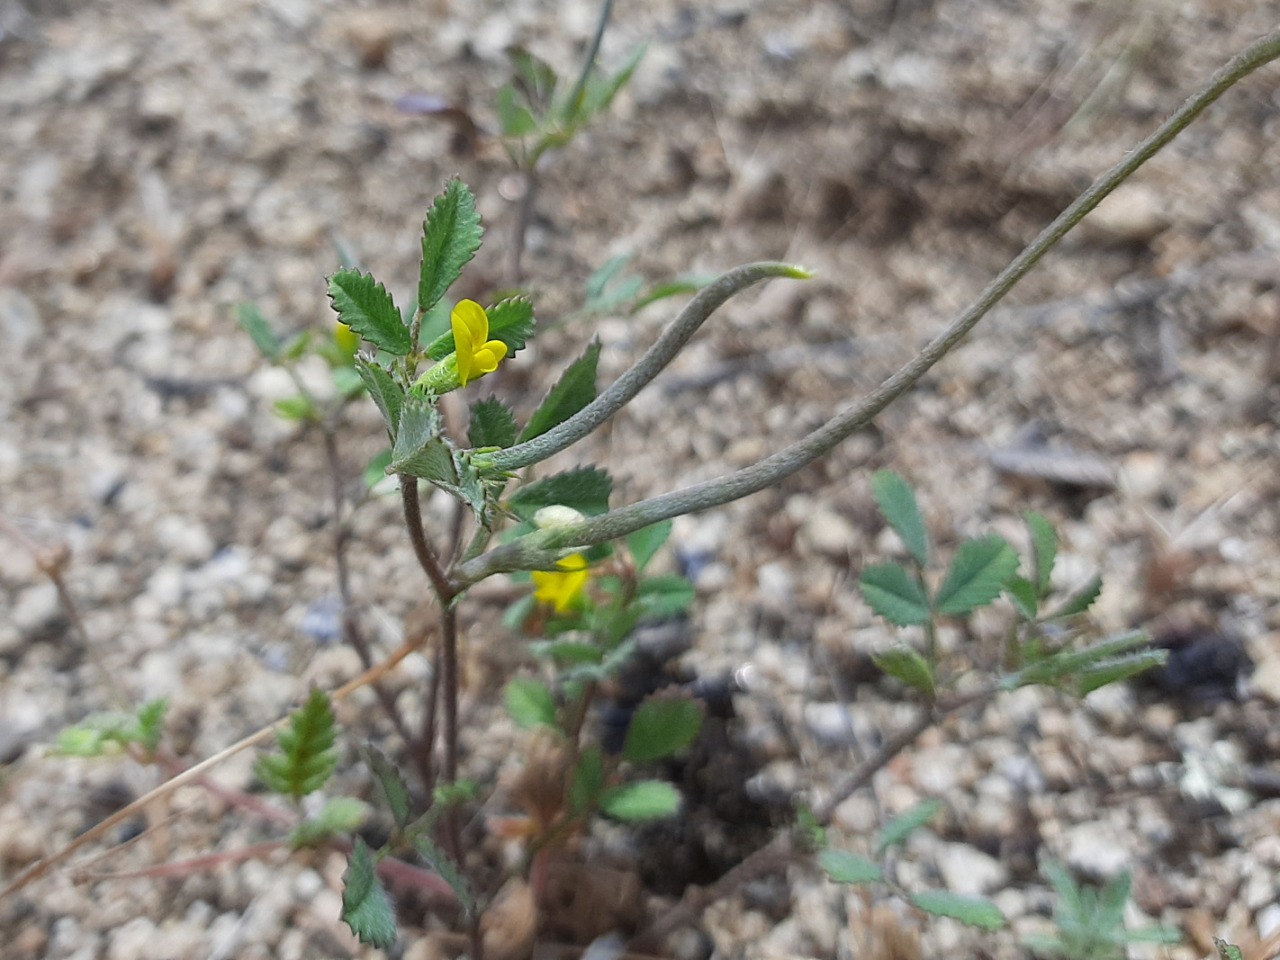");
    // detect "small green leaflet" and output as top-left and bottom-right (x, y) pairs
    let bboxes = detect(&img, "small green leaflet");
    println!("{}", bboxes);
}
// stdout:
(1048, 572), (1103, 619)
(390, 396), (456, 484)
(877, 798), (943, 853)
(508, 467), (612, 520)
(328, 269), (411, 356)
(497, 84), (538, 137)
(519, 340), (601, 443)
(255, 688), (338, 801)
(354, 358), (404, 439)
(600, 780), (681, 821)
(469, 397), (518, 449)
(635, 575), (695, 618)
(819, 849), (883, 885)
(873, 646), (935, 698)
(871, 470), (929, 565)
(1026, 511), (1057, 597)
(364, 745), (412, 830)
(235, 303), (282, 362)
(909, 891), (1004, 930)
(505, 677), (557, 729)
(627, 520), (672, 573)
(342, 838), (396, 948)
(622, 698), (702, 763)
(1004, 575), (1039, 620)
(934, 536), (1020, 617)
(417, 178), (483, 319)
(859, 562), (930, 626)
